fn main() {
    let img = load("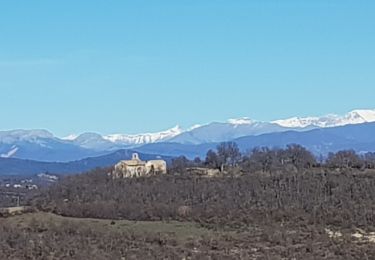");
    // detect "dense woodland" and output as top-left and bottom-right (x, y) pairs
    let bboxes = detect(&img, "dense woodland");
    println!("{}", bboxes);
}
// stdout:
(2, 143), (375, 259)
